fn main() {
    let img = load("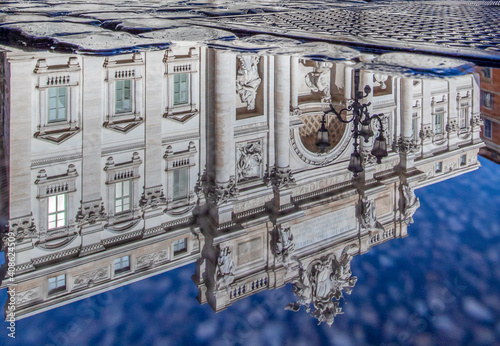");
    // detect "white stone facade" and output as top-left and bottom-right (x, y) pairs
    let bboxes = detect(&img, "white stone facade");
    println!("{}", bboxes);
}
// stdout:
(0, 44), (483, 320)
